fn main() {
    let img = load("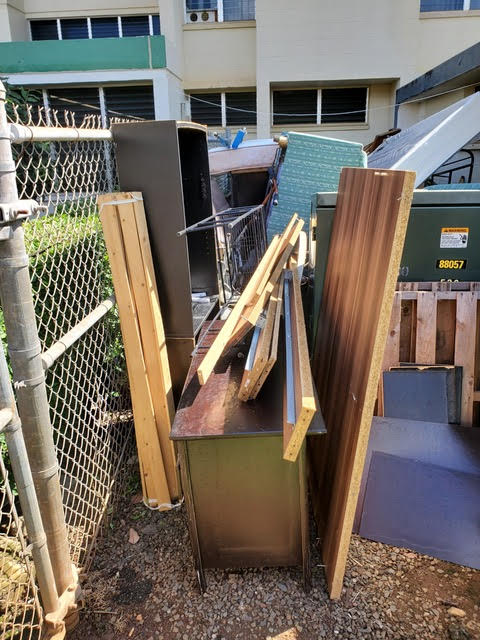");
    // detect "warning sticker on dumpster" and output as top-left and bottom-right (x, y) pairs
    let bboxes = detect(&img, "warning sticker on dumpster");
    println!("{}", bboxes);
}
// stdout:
(440, 227), (469, 249)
